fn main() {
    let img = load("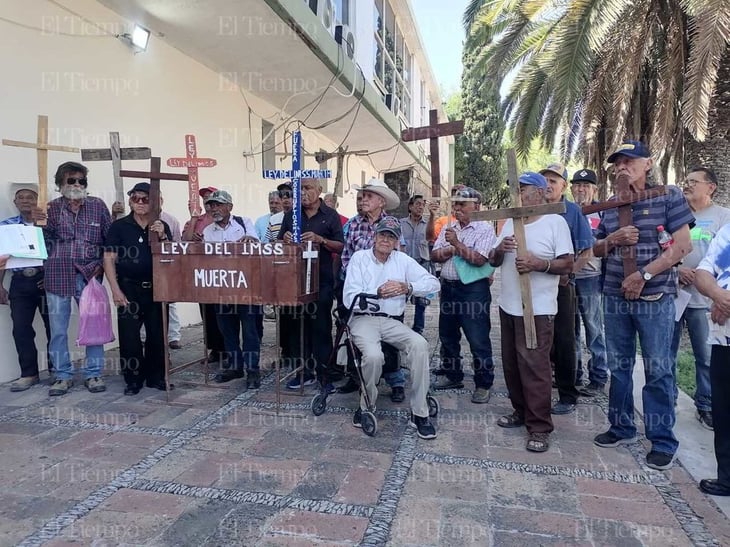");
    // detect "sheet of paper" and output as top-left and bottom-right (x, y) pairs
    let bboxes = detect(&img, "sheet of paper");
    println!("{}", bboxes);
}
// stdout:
(6, 257), (44, 269)
(0, 225), (47, 259)
(674, 289), (692, 322)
